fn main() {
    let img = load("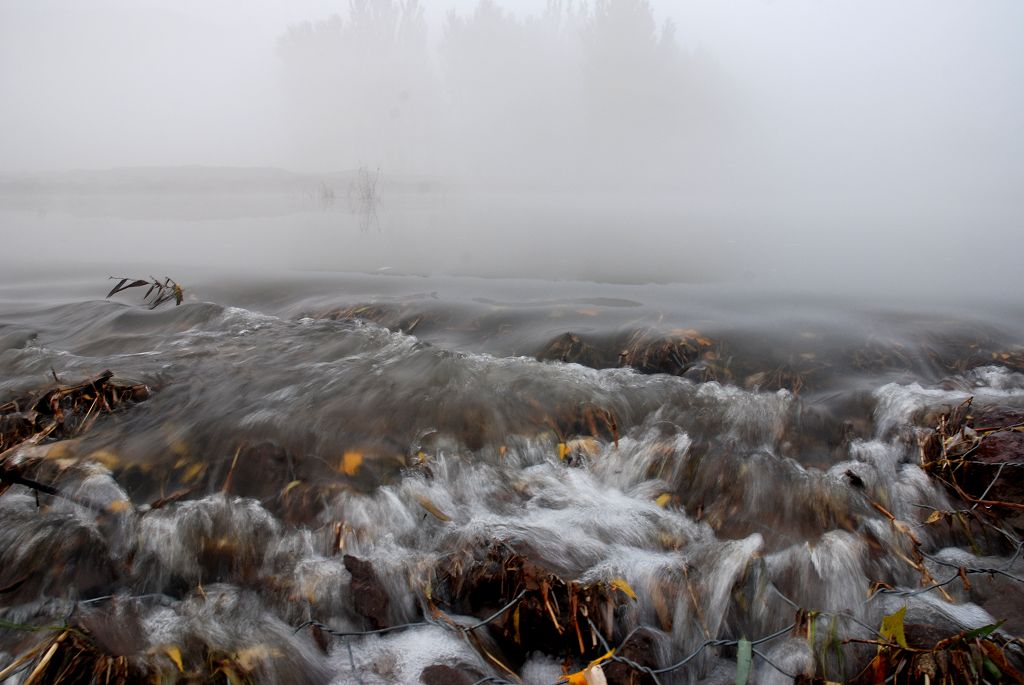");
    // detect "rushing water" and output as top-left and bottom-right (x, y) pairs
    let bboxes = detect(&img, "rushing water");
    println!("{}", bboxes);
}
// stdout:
(1, 269), (1023, 683)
